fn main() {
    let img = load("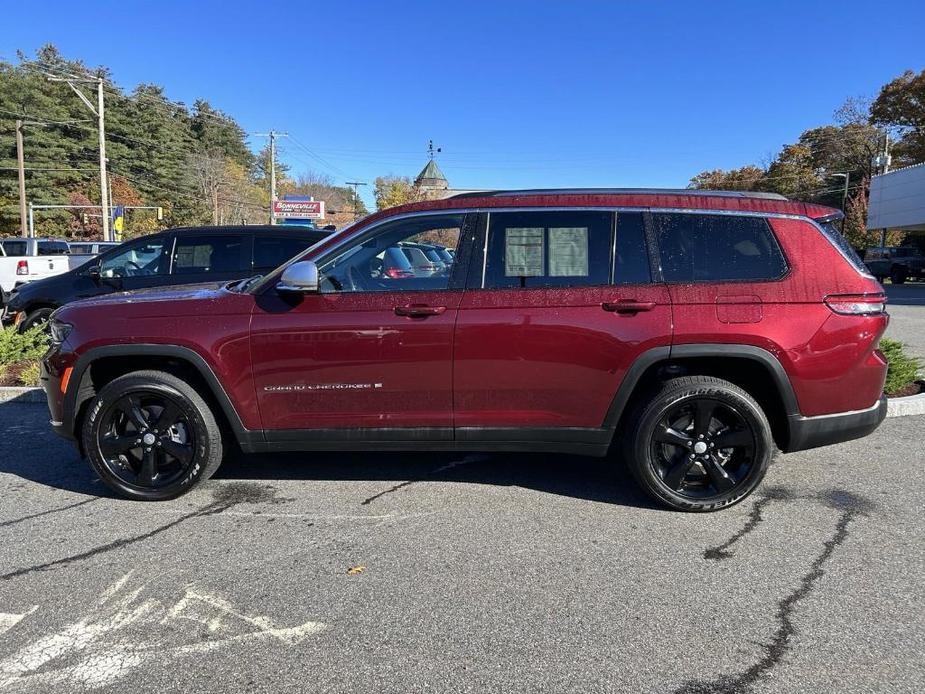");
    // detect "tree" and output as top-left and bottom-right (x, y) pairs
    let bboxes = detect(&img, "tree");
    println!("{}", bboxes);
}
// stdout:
(0, 46), (264, 235)
(870, 69), (925, 166)
(688, 165), (765, 191)
(372, 175), (441, 211)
